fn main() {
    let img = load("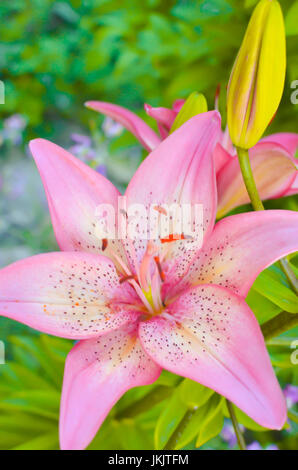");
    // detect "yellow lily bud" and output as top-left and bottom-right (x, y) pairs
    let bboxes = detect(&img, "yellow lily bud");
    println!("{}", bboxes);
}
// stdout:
(227, 0), (286, 149)
(170, 91), (208, 133)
